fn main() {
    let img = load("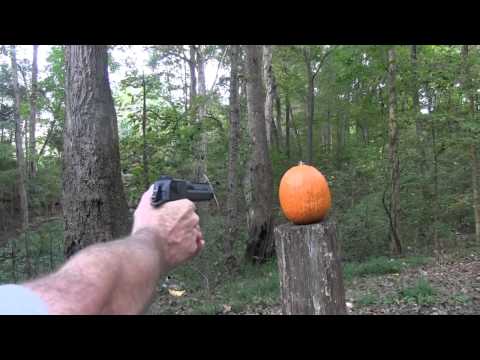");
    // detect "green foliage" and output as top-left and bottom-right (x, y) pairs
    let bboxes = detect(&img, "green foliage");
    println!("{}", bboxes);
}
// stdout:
(343, 255), (431, 281)
(398, 278), (437, 305)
